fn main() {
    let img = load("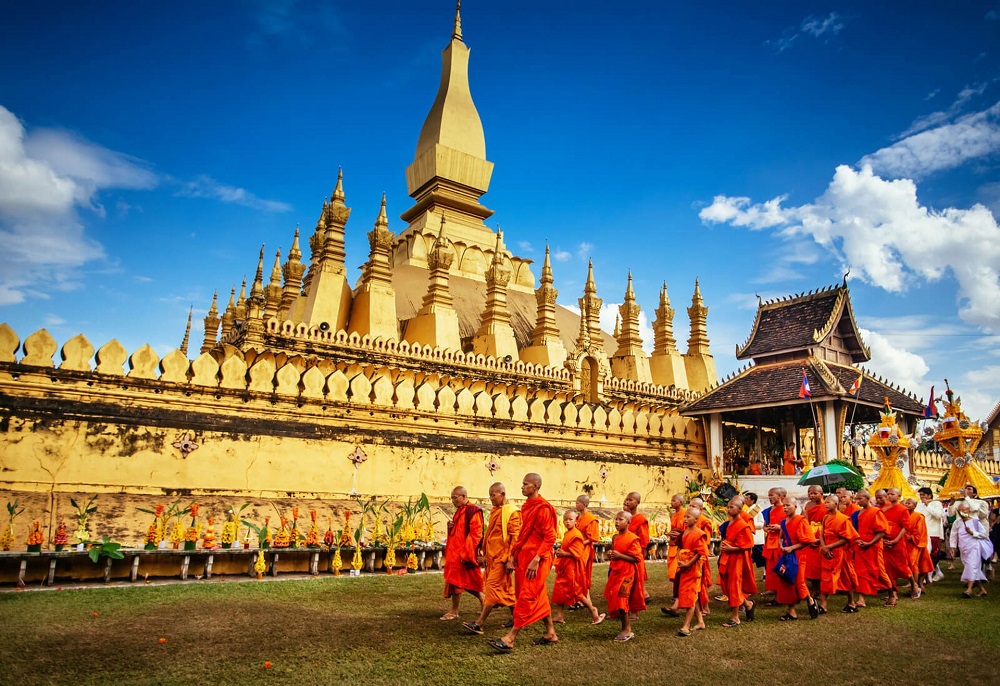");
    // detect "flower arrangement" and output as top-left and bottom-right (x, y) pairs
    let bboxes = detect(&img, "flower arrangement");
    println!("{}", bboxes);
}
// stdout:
(332, 546), (343, 576)
(139, 503), (165, 550)
(202, 517), (216, 549)
(323, 518), (335, 548)
(141, 499), (189, 550)
(2, 499), (24, 551)
(254, 550), (266, 579)
(184, 503), (201, 551)
(273, 516), (290, 548)
(406, 552), (418, 573)
(289, 508), (300, 548)
(339, 510), (354, 546)
(70, 495), (98, 545)
(169, 520), (185, 549)
(52, 521), (68, 551)
(305, 510), (319, 548)
(27, 521), (44, 552)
